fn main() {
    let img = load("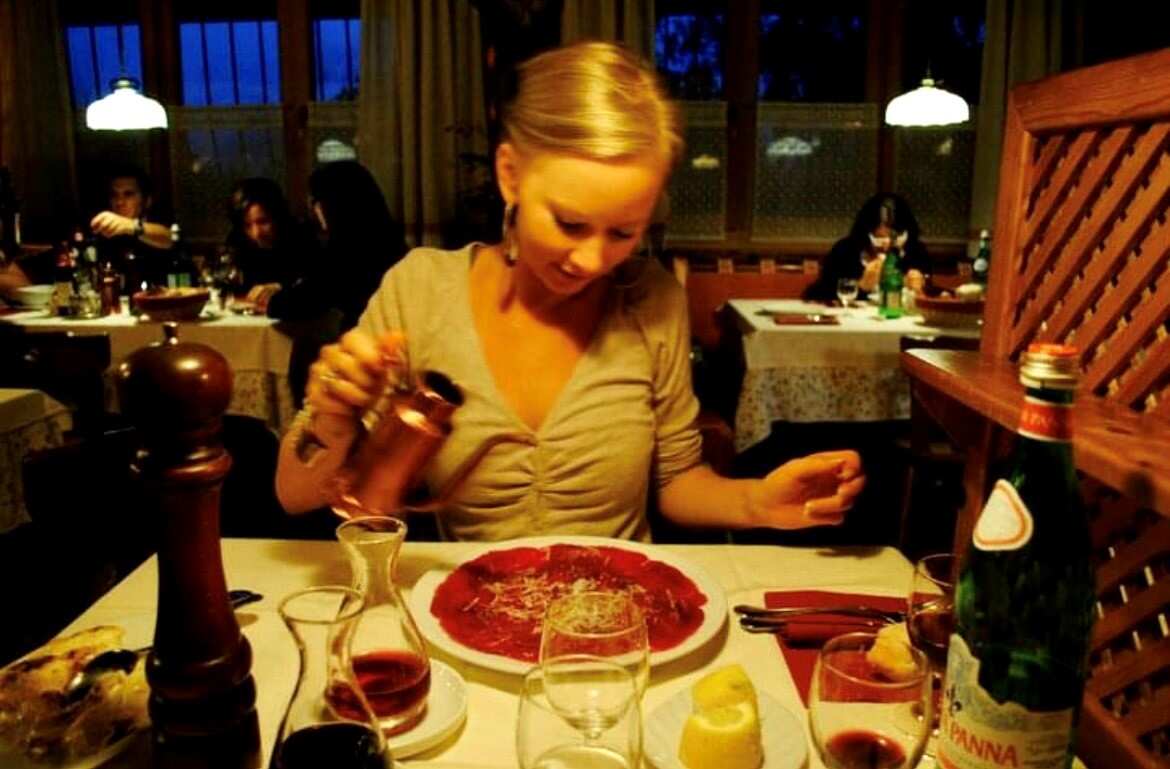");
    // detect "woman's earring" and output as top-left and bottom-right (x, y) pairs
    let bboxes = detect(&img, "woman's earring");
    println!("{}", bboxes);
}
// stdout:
(502, 203), (519, 266)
